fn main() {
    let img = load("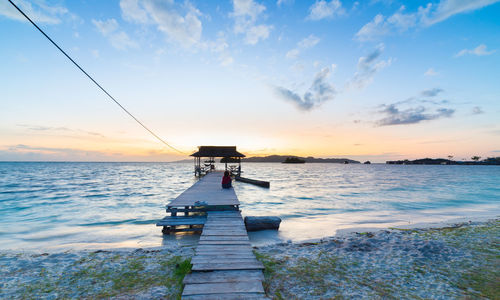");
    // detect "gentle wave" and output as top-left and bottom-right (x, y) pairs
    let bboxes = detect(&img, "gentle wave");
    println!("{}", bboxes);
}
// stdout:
(0, 162), (499, 251)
